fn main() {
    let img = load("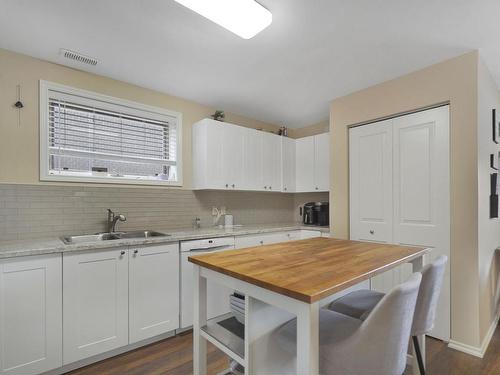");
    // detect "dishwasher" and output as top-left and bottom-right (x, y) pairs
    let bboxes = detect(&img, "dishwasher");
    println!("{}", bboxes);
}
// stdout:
(180, 236), (235, 329)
